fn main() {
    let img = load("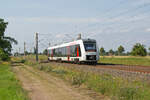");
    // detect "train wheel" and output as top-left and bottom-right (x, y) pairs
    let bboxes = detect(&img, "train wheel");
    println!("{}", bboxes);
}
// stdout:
(93, 62), (97, 66)
(77, 61), (81, 65)
(48, 58), (50, 62)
